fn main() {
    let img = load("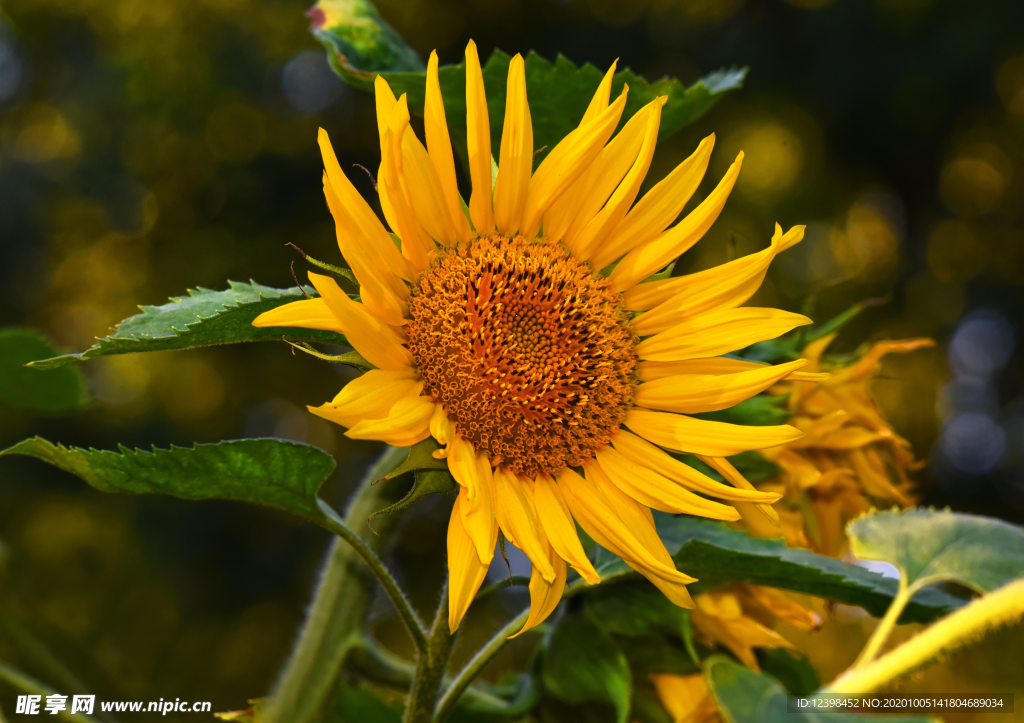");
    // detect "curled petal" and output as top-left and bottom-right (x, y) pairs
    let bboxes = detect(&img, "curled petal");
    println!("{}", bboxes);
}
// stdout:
(448, 487), (495, 633)
(345, 395), (434, 446)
